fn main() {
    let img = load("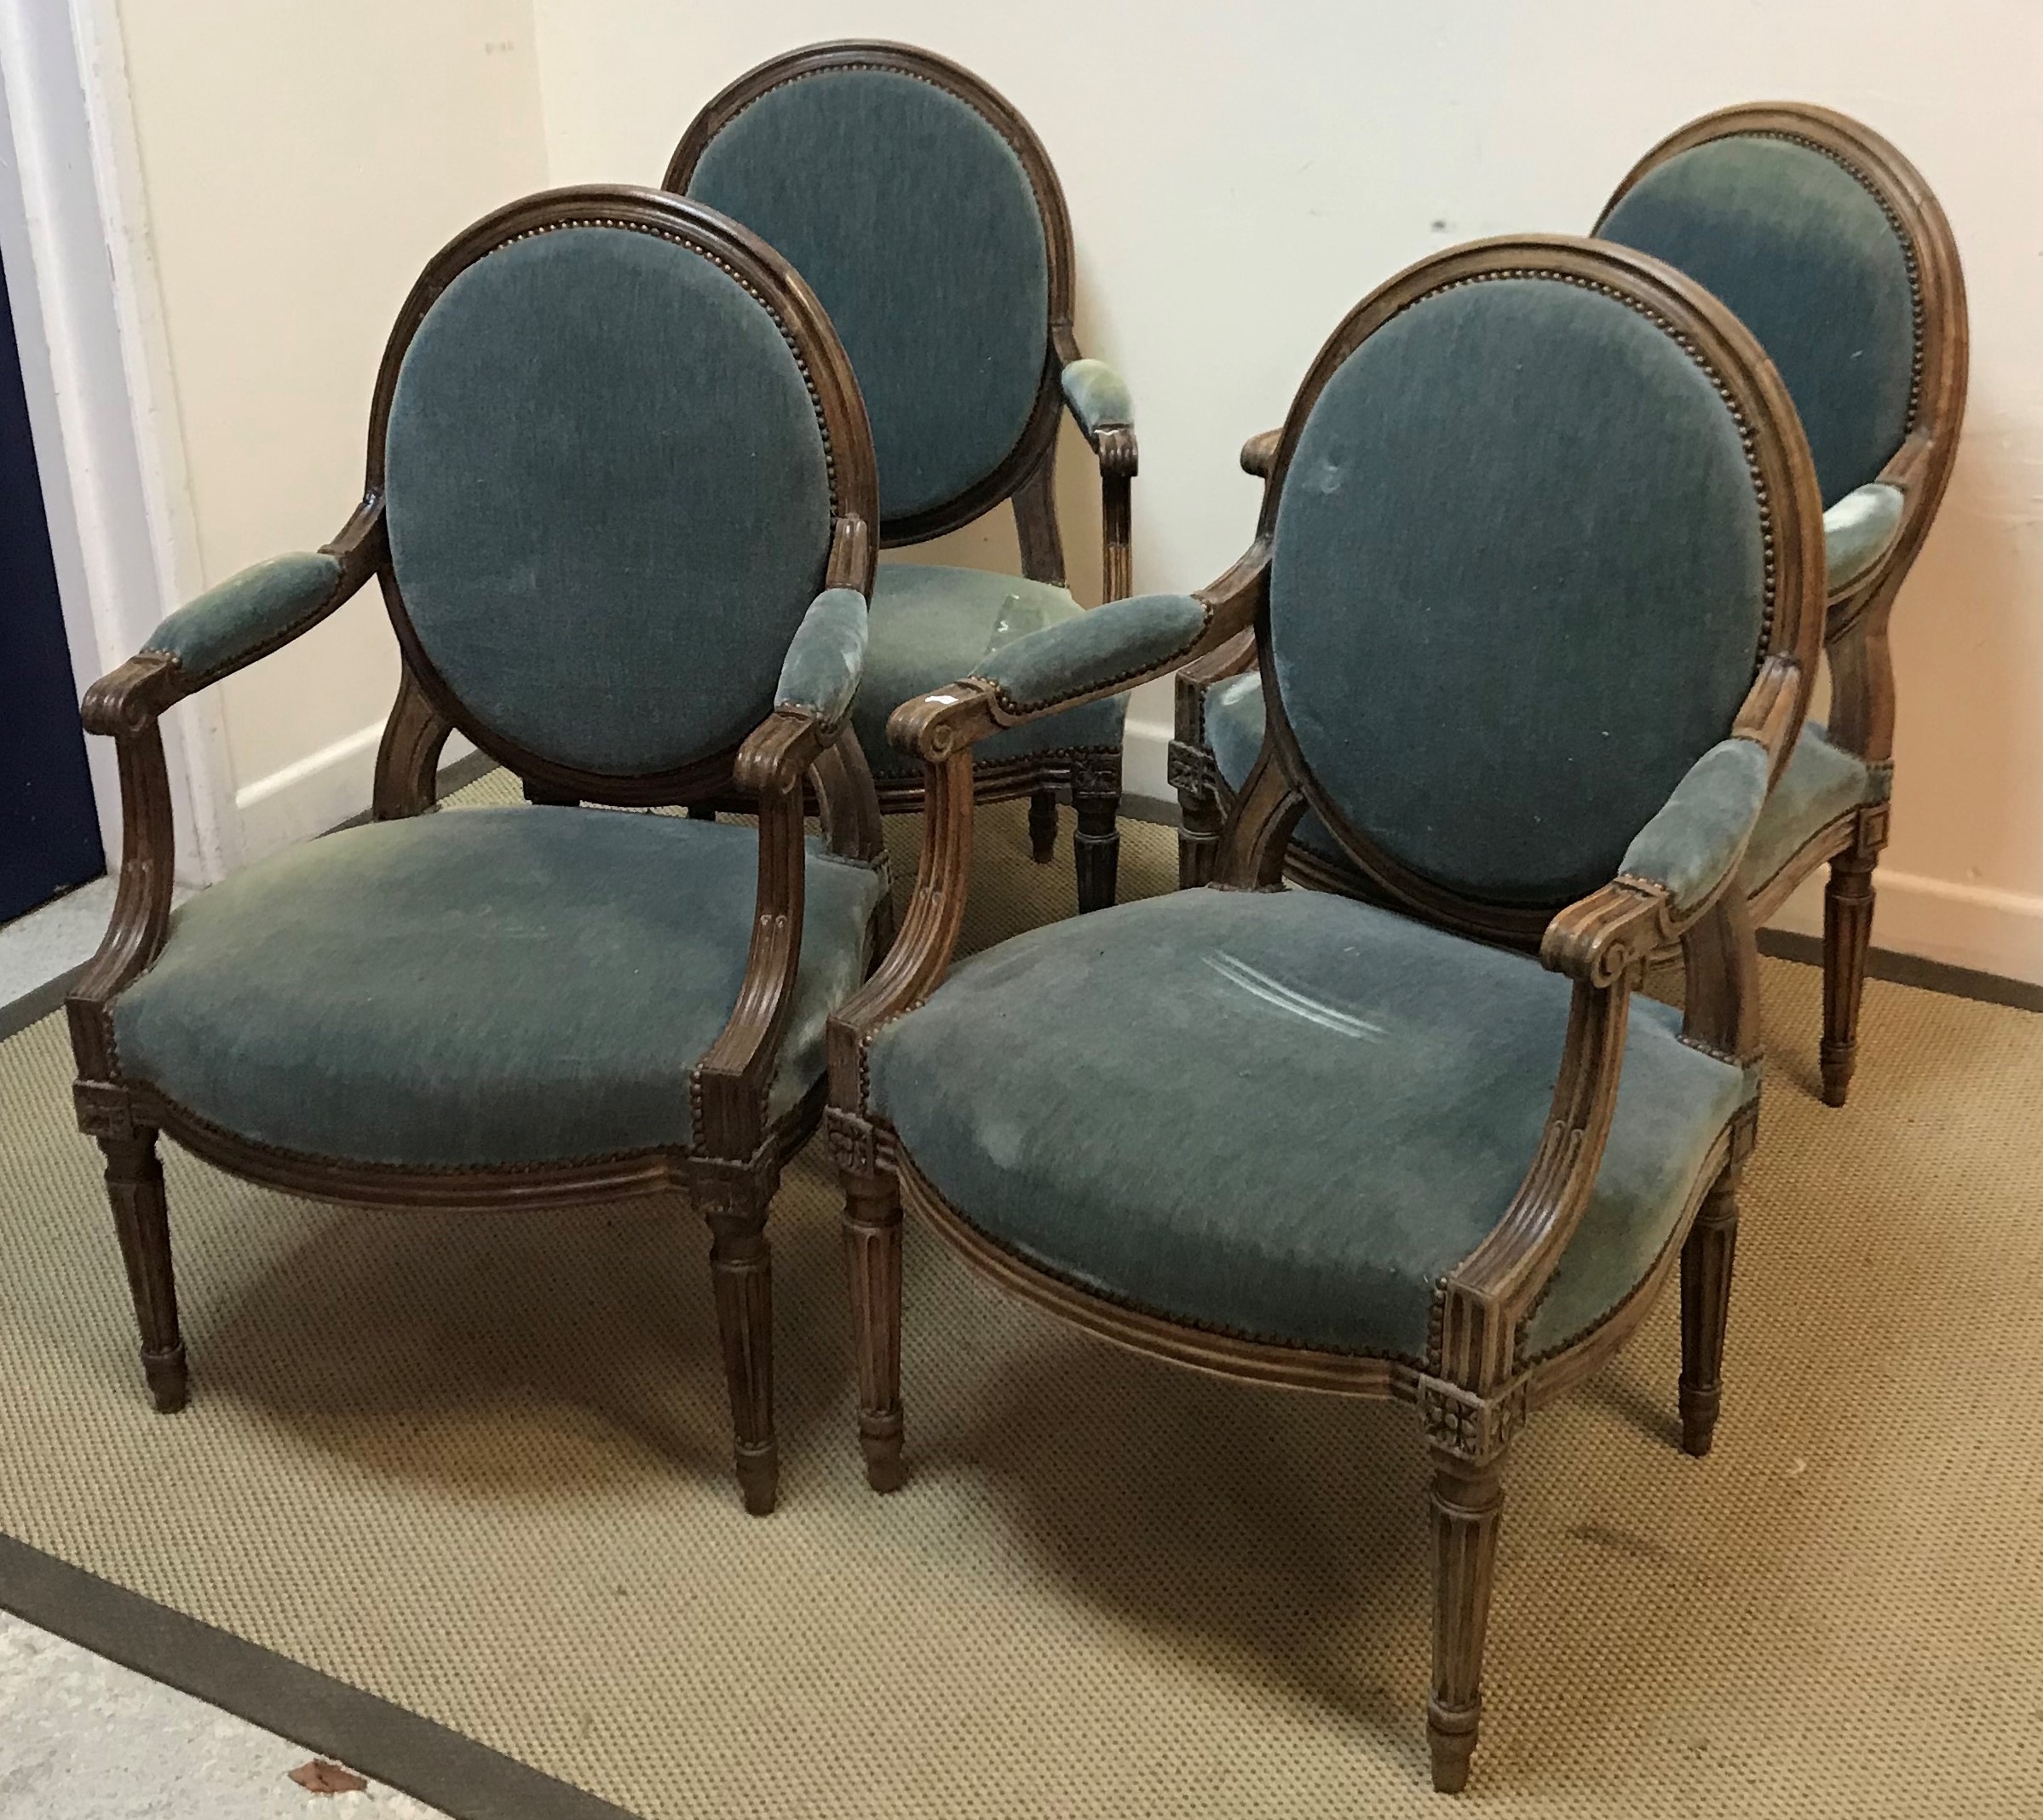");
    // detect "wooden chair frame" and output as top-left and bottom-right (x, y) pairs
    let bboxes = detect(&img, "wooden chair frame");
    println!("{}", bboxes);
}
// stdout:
(827, 236), (1827, 1789)
(664, 41), (1138, 909)
(1173, 103), (1967, 1104)
(67, 187), (887, 1517)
